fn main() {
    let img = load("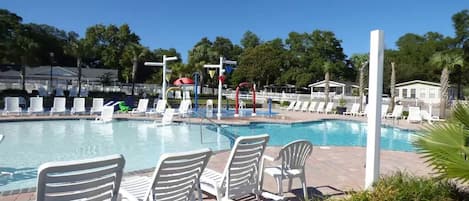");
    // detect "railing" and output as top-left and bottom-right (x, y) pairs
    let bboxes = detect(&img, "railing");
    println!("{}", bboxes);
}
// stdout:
(189, 110), (237, 147)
